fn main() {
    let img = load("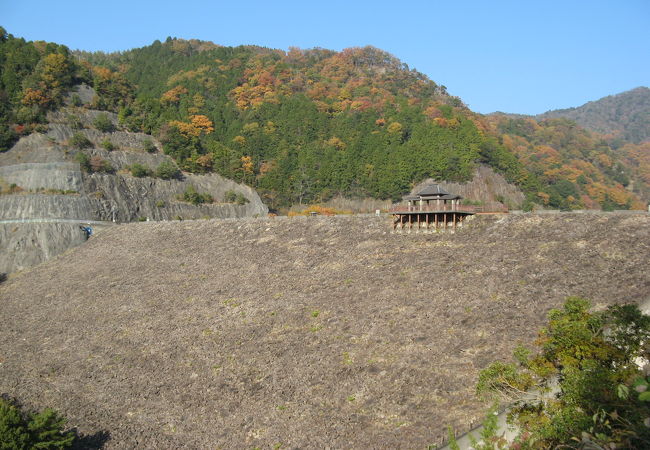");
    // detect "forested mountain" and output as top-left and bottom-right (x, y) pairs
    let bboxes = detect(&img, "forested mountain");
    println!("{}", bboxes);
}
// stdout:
(538, 87), (650, 144)
(0, 28), (646, 210)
